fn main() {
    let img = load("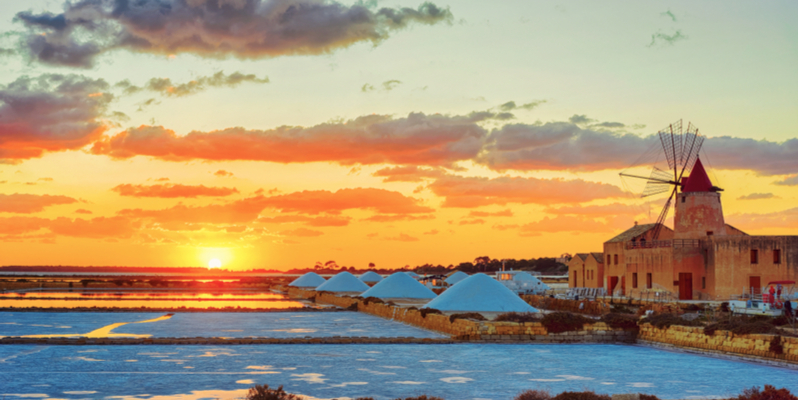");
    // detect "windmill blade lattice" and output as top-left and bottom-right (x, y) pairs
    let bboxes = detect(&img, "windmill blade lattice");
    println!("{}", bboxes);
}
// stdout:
(658, 119), (682, 174)
(642, 167), (674, 197)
